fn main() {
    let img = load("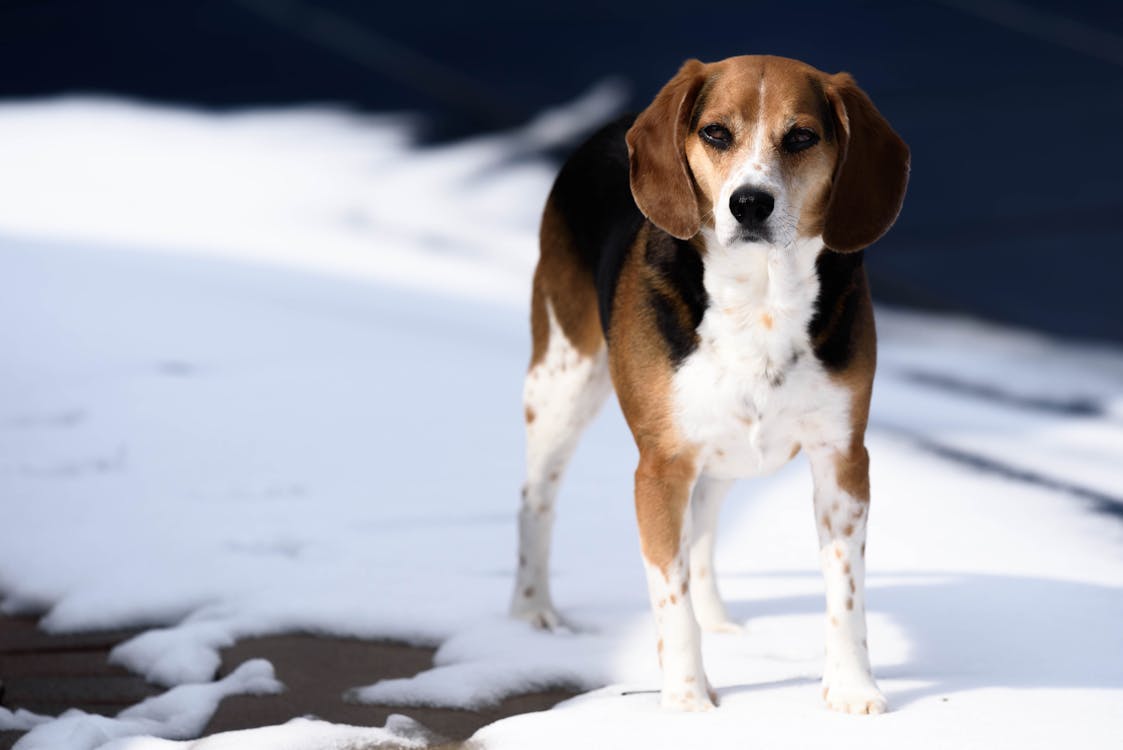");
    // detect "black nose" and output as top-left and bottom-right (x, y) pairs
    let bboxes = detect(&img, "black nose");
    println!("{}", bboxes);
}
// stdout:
(729, 187), (775, 225)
